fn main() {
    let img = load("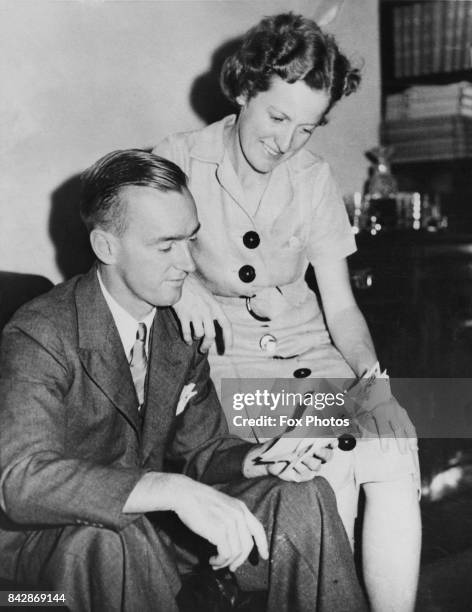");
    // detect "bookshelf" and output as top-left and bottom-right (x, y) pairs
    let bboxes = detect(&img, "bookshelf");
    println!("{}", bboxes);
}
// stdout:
(381, 0), (472, 87)
(379, 0), (472, 229)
